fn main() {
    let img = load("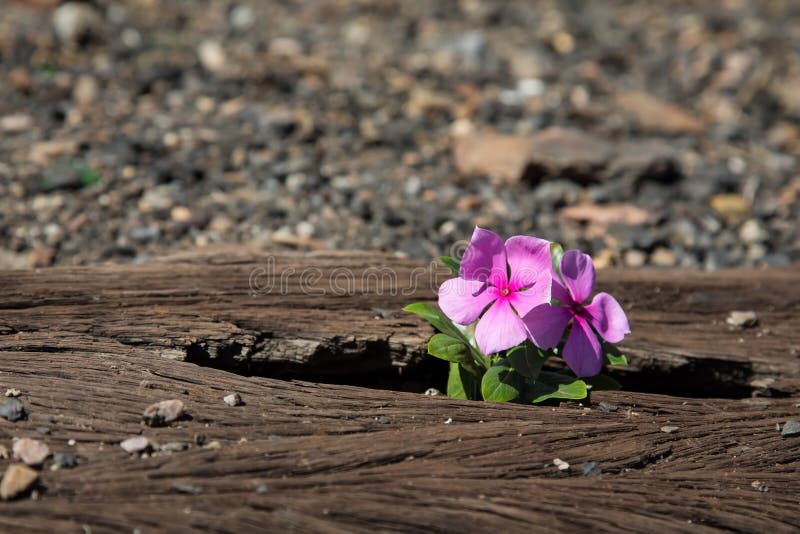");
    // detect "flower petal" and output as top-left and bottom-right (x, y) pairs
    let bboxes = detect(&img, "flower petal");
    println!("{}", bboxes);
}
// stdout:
(559, 250), (595, 303)
(585, 292), (630, 343)
(522, 304), (573, 349)
(459, 227), (507, 286)
(475, 299), (528, 355)
(562, 316), (603, 378)
(508, 269), (552, 317)
(551, 277), (573, 304)
(438, 278), (497, 325)
(505, 235), (551, 291)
